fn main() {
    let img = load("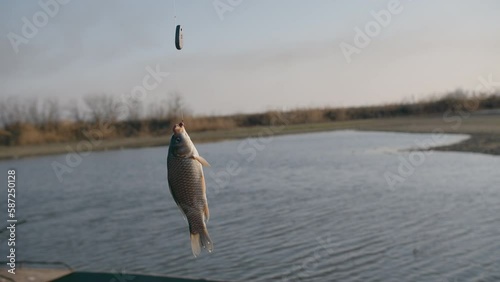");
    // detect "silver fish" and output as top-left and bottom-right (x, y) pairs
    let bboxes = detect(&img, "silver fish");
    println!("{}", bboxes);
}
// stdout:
(167, 122), (213, 257)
